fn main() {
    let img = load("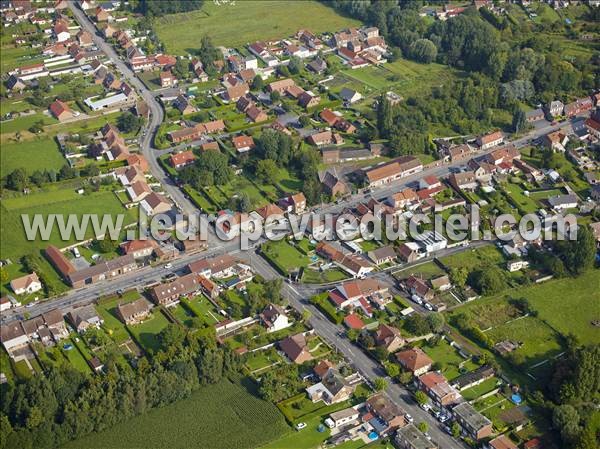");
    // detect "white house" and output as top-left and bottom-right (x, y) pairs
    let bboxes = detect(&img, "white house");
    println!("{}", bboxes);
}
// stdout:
(10, 273), (42, 295)
(259, 304), (290, 333)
